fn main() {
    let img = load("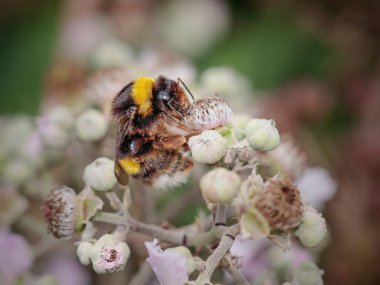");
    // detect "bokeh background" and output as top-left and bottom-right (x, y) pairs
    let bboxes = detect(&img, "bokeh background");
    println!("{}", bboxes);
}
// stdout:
(1, 0), (380, 284)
